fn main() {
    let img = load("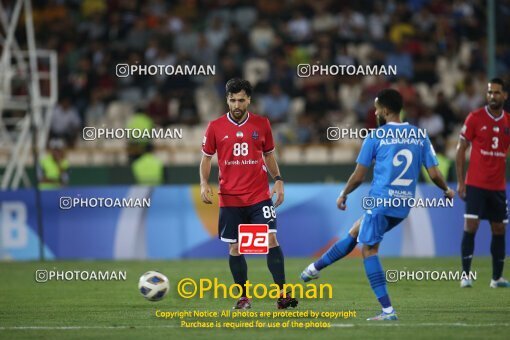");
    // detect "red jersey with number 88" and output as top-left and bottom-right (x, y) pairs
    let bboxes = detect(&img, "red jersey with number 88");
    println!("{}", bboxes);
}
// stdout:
(460, 106), (510, 190)
(202, 112), (275, 207)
